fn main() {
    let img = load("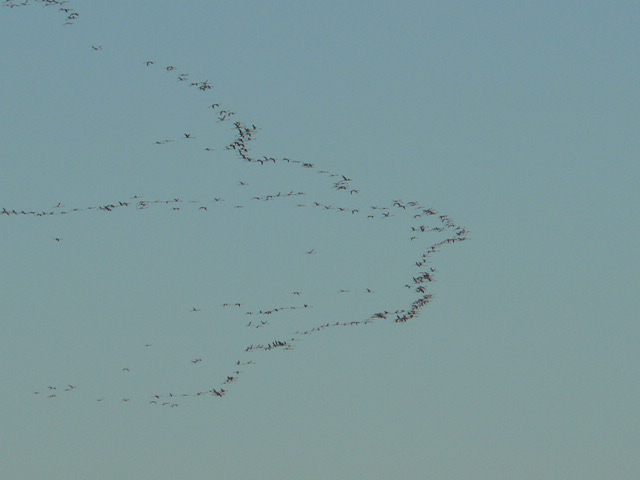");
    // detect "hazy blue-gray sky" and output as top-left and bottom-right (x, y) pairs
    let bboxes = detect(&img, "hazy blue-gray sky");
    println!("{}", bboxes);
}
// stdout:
(2, 1), (639, 479)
